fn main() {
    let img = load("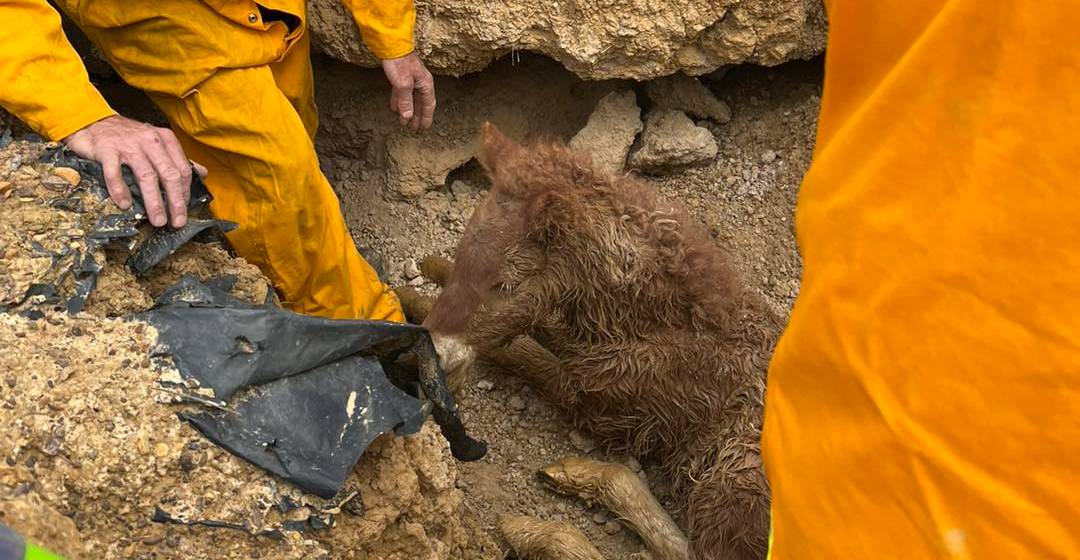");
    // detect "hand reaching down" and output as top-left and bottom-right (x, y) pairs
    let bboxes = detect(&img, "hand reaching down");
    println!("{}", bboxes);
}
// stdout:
(382, 52), (436, 131)
(64, 115), (207, 228)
